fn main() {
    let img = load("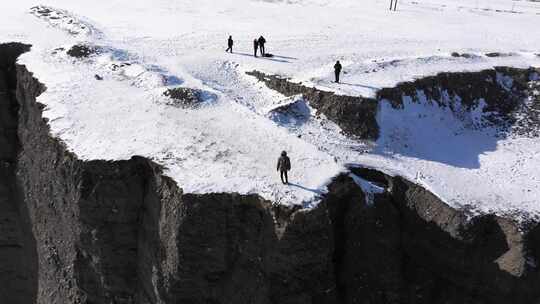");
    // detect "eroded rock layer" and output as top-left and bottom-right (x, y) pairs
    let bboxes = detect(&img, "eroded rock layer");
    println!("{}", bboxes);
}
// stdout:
(247, 67), (540, 140)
